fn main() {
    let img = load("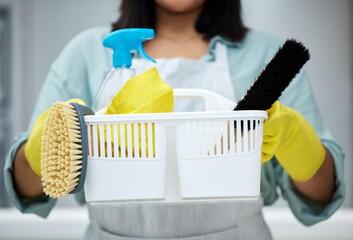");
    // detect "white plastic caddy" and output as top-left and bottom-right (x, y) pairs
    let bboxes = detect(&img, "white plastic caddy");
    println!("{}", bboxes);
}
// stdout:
(84, 89), (267, 203)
